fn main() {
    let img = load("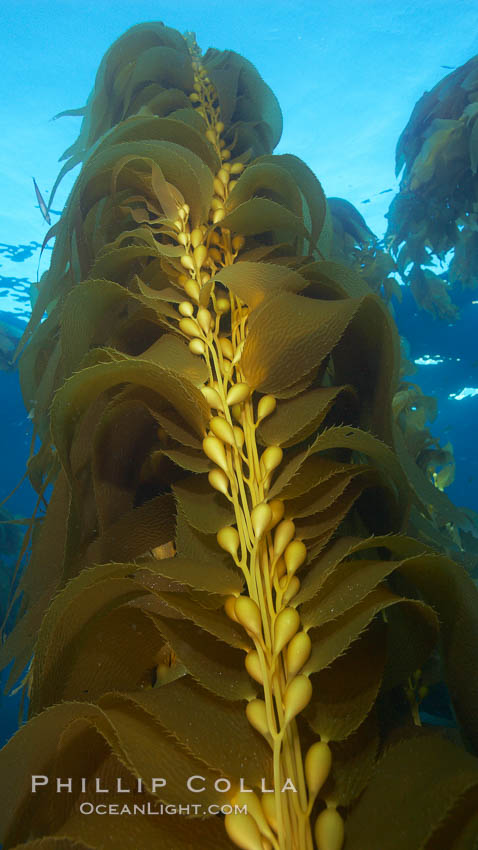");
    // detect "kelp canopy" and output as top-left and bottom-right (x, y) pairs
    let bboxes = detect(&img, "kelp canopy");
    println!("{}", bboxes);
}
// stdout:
(1, 21), (478, 850)
(386, 54), (478, 319)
